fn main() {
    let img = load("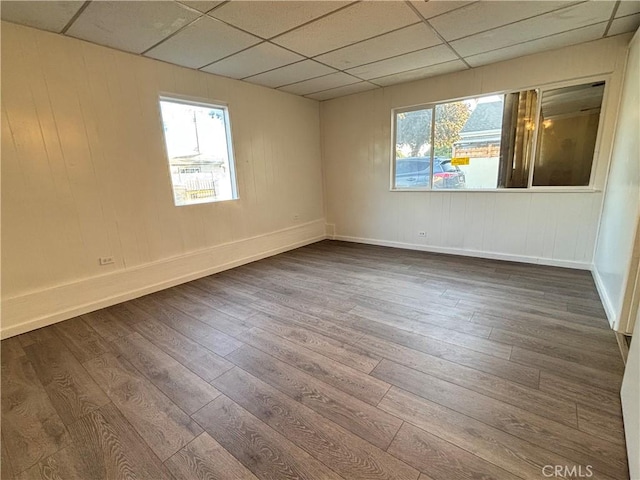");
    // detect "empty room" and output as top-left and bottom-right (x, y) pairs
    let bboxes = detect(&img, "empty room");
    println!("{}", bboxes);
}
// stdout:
(2, 0), (640, 479)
